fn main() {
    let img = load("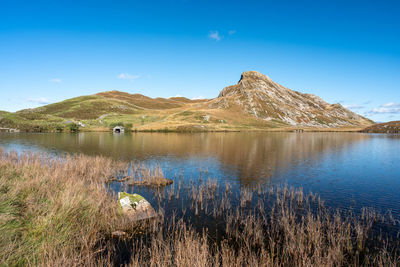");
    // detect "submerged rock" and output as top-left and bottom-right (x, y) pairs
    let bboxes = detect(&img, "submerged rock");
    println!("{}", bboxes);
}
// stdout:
(118, 192), (157, 221)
